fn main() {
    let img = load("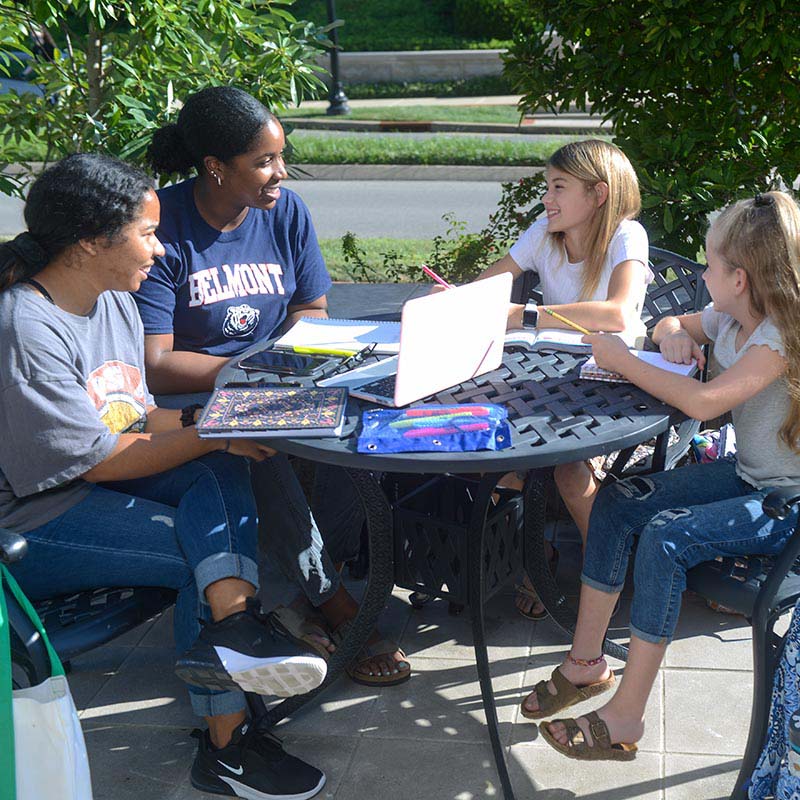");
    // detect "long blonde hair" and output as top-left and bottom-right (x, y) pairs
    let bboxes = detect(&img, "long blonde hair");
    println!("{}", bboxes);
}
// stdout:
(547, 140), (641, 299)
(708, 191), (800, 452)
